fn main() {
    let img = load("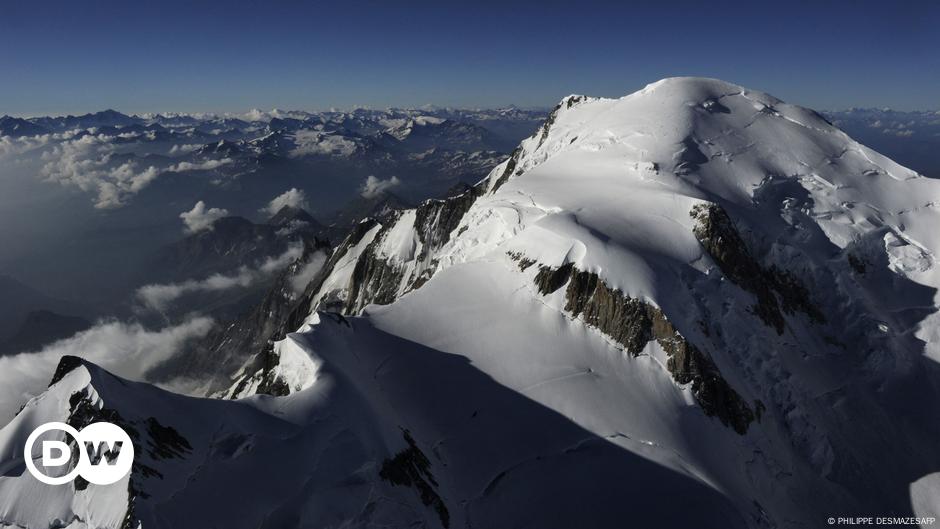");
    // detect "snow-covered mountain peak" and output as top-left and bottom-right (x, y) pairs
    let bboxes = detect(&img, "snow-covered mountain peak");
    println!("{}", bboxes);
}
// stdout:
(477, 77), (933, 279)
(216, 77), (940, 527)
(3, 78), (939, 528)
